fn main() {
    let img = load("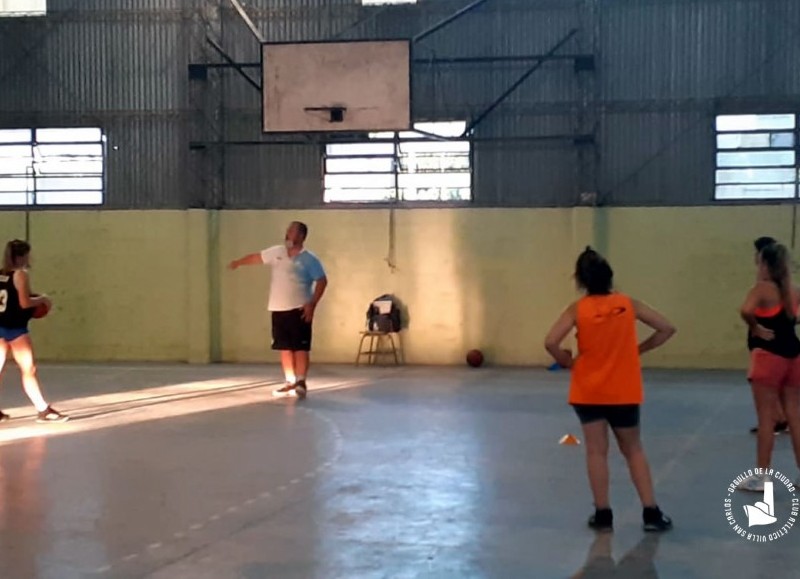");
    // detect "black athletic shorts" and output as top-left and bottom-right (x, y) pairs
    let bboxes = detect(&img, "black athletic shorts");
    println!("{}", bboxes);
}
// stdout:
(572, 404), (640, 429)
(271, 309), (312, 352)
